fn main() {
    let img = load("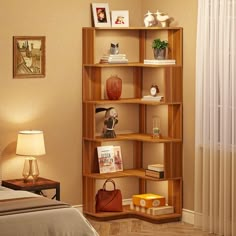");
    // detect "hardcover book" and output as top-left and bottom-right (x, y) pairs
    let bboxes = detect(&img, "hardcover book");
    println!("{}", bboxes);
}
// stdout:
(147, 163), (164, 172)
(145, 169), (164, 179)
(97, 146), (116, 173)
(144, 59), (176, 65)
(100, 54), (128, 64)
(130, 204), (174, 216)
(141, 95), (164, 101)
(150, 205), (174, 215)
